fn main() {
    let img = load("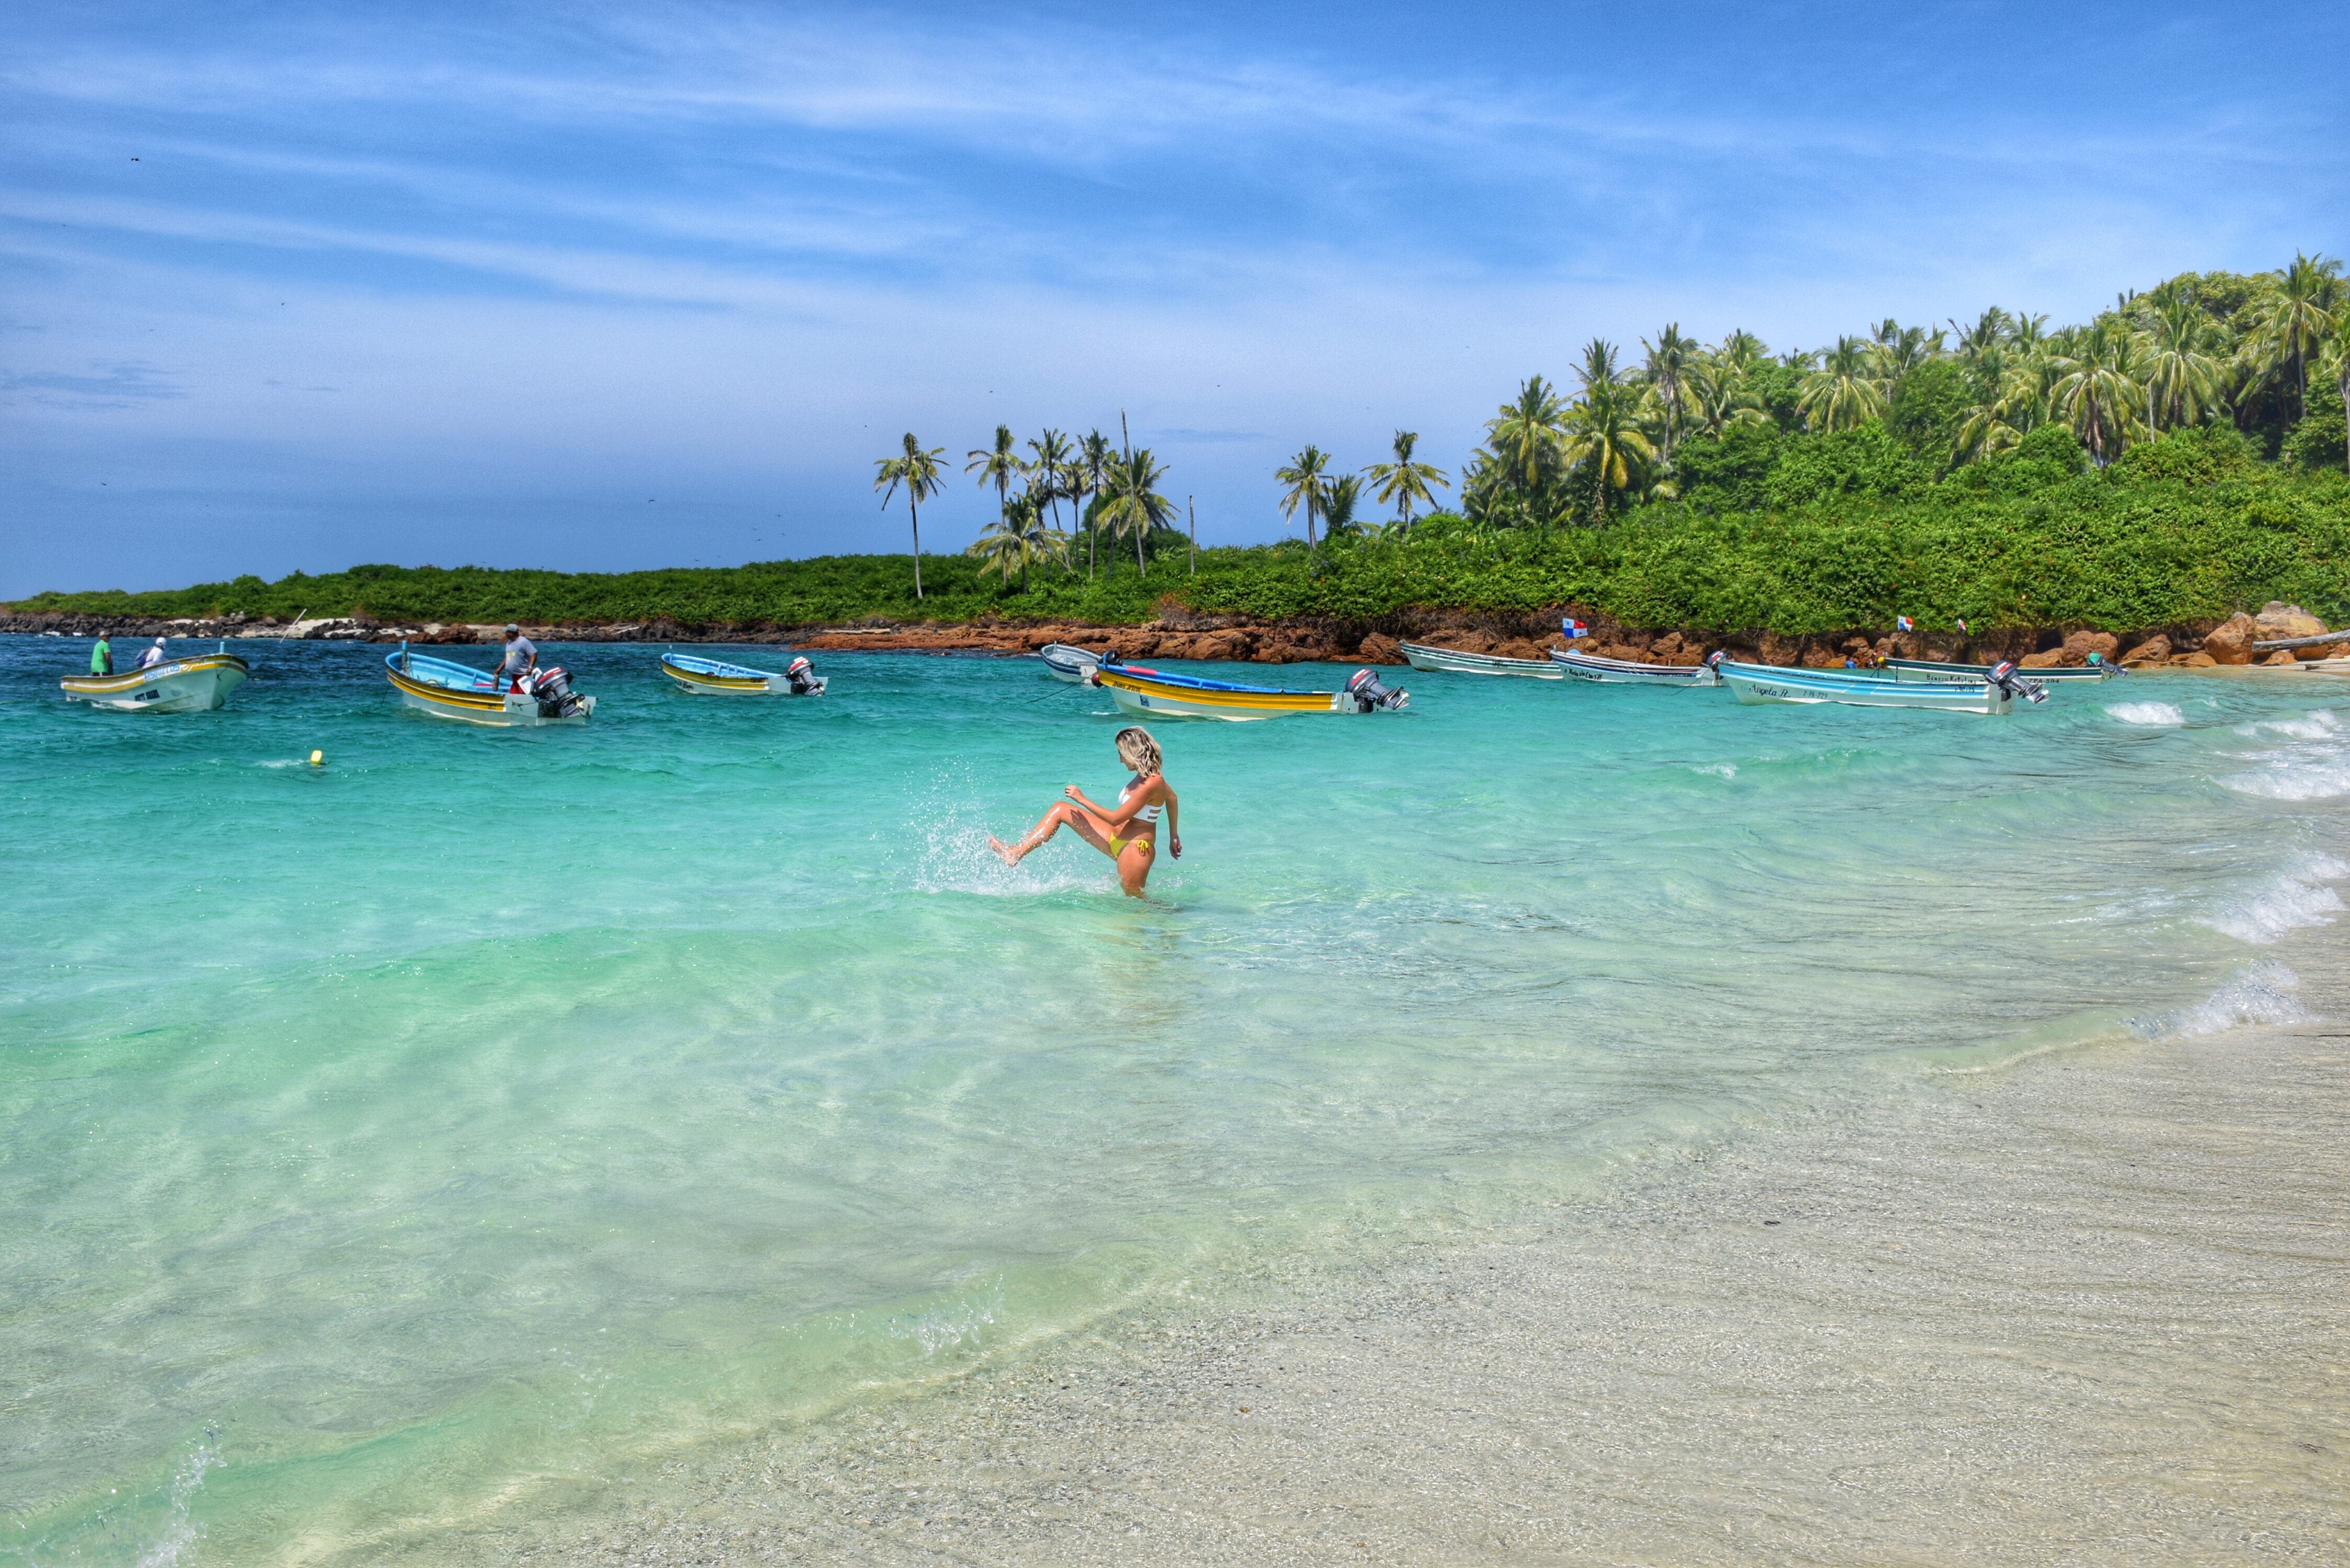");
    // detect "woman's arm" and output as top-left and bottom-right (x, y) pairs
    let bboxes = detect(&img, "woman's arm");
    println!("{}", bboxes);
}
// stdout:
(1070, 776), (1158, 827)
(1163, 781), (1180, 858)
